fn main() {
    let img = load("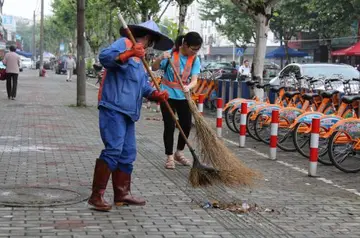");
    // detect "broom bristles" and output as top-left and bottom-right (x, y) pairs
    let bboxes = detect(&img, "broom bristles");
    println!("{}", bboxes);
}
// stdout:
(187, 99), (261, 188)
